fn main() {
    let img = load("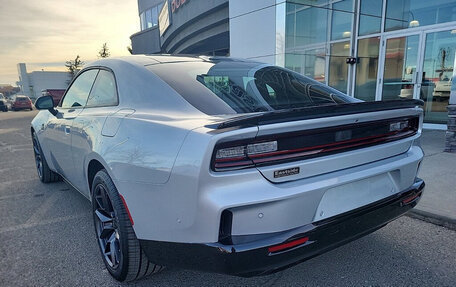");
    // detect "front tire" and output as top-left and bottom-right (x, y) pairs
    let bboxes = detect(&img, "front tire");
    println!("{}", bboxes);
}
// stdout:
(32, 132), (60, 183)
(91, 170), (162, 282)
